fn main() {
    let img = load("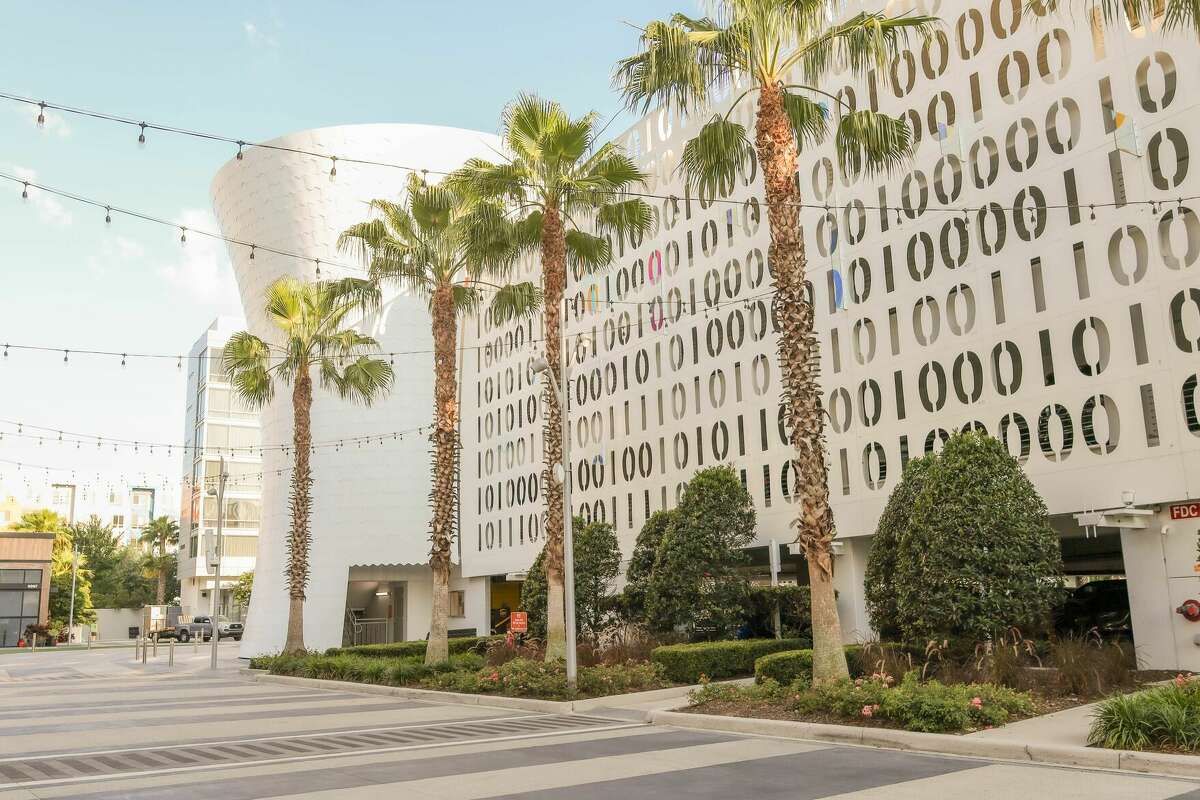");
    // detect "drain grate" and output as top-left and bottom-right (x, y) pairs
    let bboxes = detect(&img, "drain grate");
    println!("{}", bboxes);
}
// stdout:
(0, 713), (627, 787)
